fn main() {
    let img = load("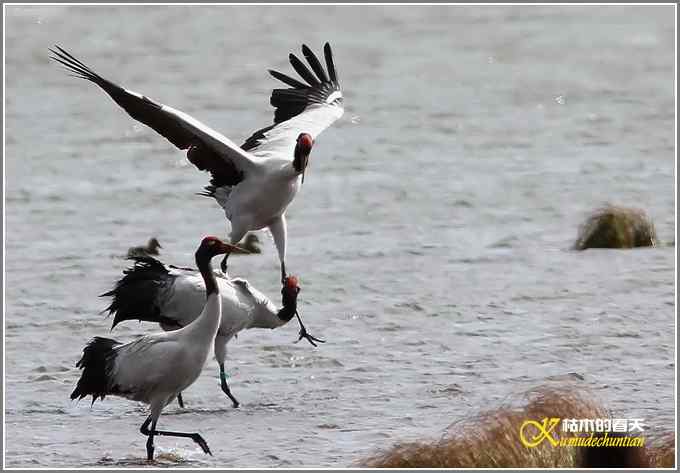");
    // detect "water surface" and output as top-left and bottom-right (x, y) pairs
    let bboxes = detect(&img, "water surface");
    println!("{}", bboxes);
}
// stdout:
(4, 5), (675, 467)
